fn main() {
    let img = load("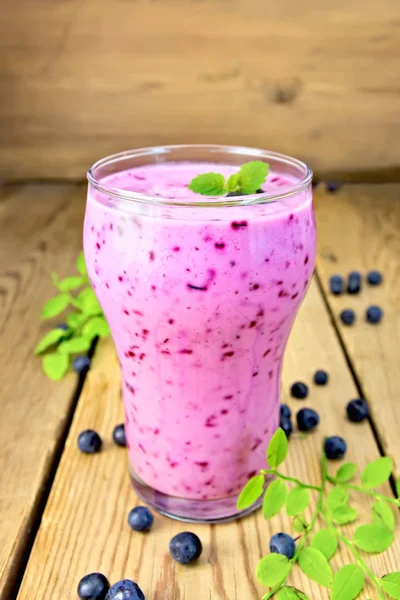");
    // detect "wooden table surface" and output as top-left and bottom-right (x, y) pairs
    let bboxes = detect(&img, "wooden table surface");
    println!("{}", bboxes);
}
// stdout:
(0, 182), (399, 599)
